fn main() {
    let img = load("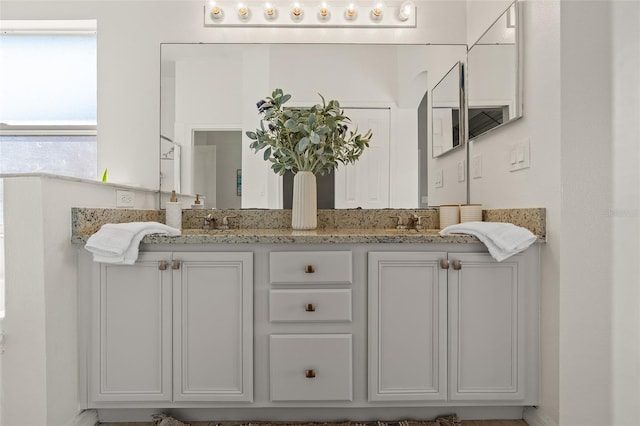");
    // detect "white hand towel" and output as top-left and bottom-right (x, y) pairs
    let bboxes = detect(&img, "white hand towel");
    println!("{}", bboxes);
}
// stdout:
(440, 221), (537, 261)
(85, 221), (181, 264)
